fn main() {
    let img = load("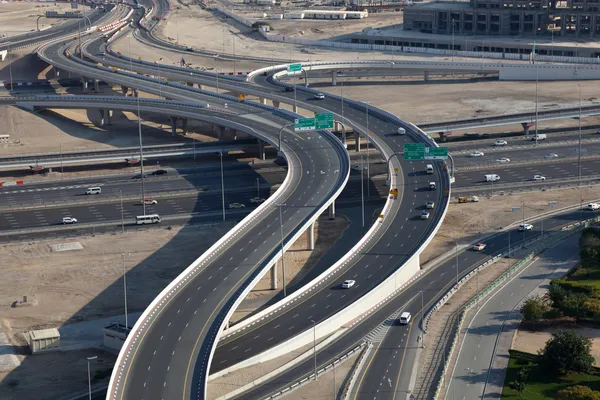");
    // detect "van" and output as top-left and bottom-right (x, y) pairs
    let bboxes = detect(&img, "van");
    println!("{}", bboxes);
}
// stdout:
(429, 181), (436, 190)
(485, 174), (500, 182)
(397, 127), (406, 135)
(426, 164), (434, 174)
(588, 203), (600, 211)
(85, 187), (102, 195)
(532, 134), (547, 141)
(399, 312), (412, 325)
(136, 214), (161, 225)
